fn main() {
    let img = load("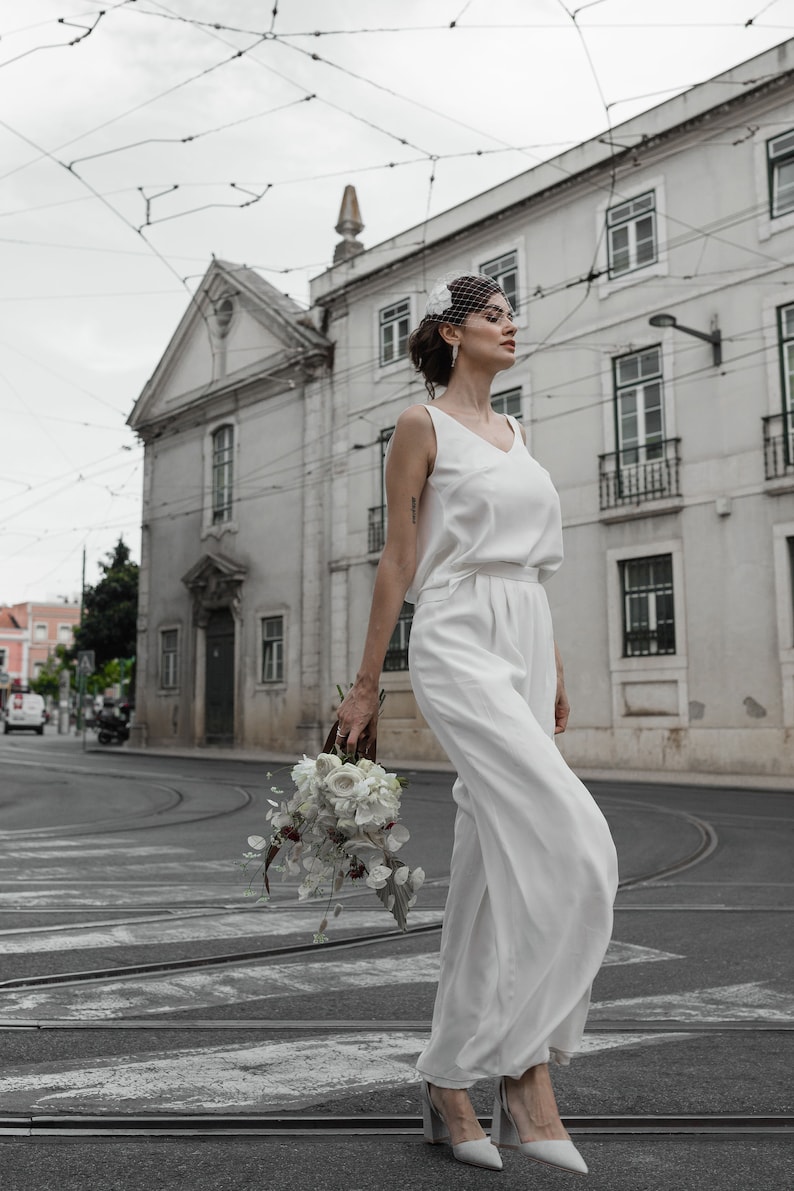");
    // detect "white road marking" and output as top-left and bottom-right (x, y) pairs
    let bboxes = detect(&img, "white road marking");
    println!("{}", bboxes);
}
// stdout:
(591, 981), (794, 1022)
(0, 1031), (688, 1113)
(0, 940), (679, 1020)
(0, 909), (445, 952)
(0, 886), (243, 906)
